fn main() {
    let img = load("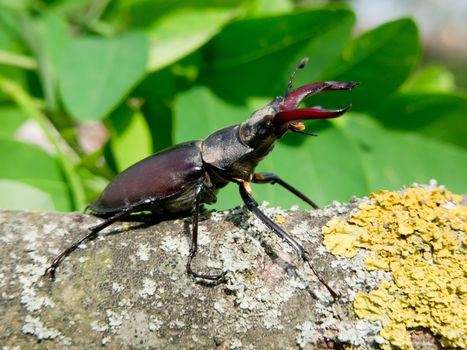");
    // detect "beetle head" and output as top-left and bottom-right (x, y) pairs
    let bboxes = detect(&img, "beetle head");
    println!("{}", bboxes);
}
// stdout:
(239, 58), (359, 150)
